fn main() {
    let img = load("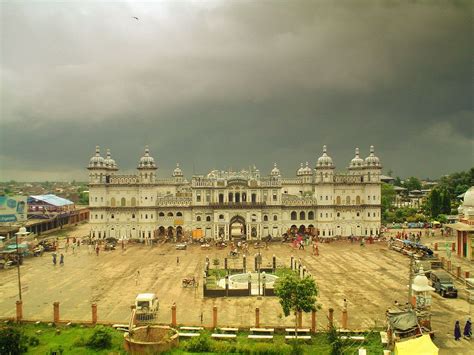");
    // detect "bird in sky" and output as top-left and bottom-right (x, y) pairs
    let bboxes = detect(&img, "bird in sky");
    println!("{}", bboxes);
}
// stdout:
(132, 16), (139, 21)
